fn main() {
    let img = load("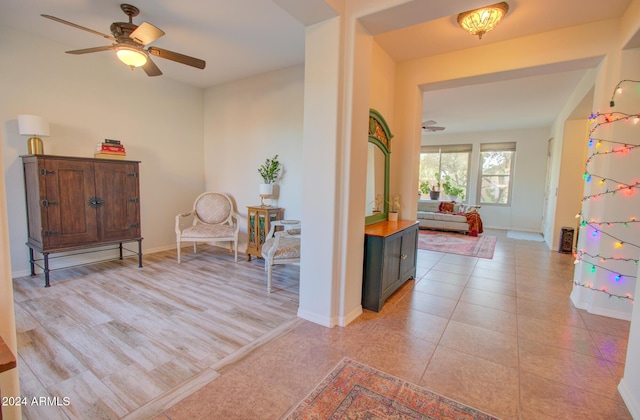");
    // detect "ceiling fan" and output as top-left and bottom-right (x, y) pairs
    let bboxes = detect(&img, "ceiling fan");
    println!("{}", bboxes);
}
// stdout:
(421, 120), (446, 132)
(41, 4), (206, 77)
